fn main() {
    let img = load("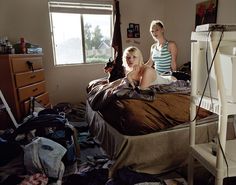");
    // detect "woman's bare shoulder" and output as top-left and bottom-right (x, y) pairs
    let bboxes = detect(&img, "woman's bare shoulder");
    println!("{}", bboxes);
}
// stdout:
(143, 64), (155, 72)
(168, 41), (177, 50)
(168, 40), (177, 46)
